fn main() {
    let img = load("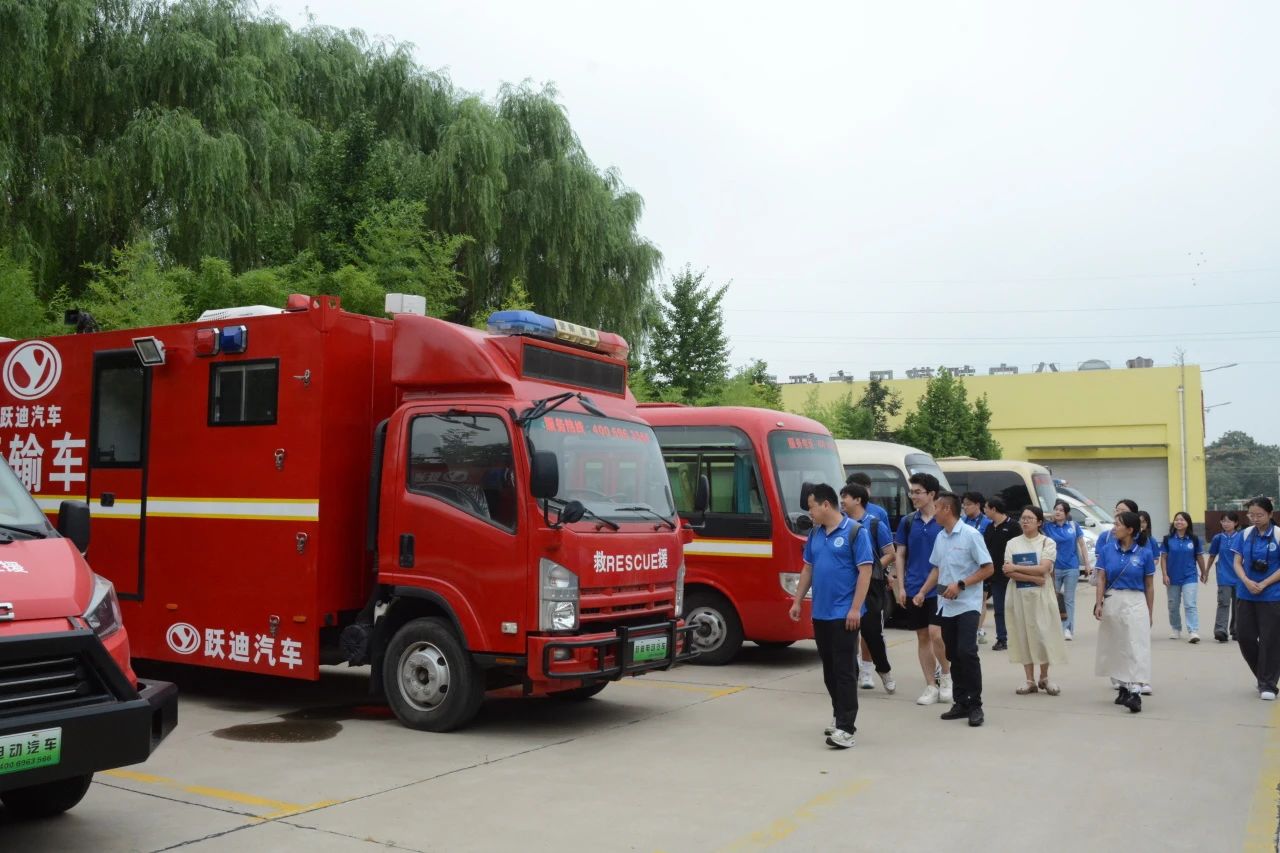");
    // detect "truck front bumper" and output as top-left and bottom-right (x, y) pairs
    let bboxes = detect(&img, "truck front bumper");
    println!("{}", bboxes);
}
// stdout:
(530, 619), (699, 683)
(0, 629), (178, 793)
